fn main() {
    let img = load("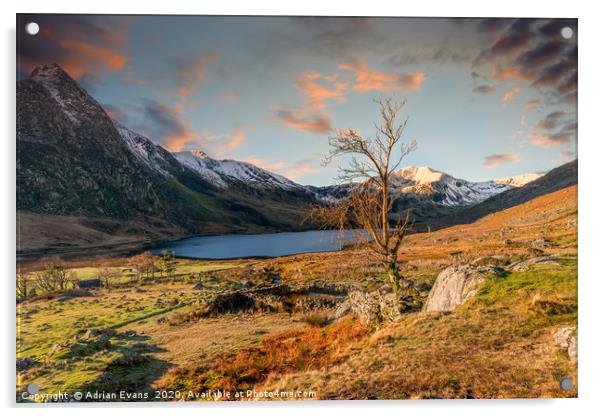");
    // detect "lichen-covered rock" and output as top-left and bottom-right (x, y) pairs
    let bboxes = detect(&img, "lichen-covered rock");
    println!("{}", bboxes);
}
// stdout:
(336, 286), (414, 325)
(424, 265), (502, 312)
(554, 326), (578, 363)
